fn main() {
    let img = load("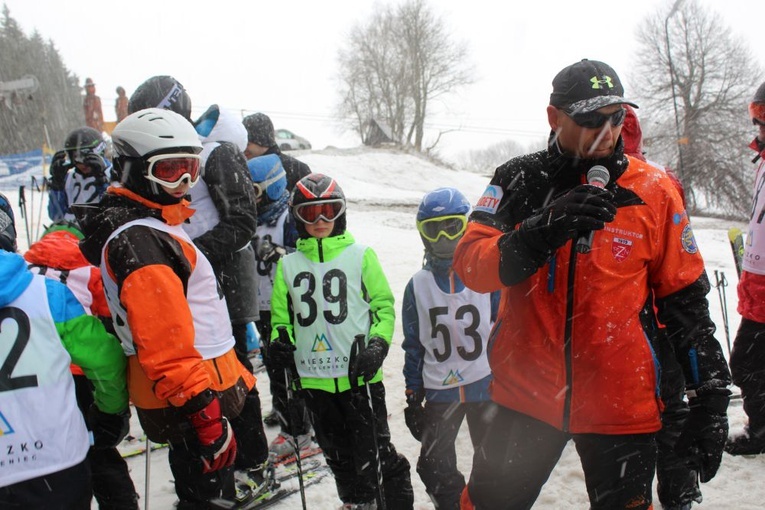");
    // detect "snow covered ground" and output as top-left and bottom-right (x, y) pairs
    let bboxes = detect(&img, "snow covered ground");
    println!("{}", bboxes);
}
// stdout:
(2, 146), (762, 509)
